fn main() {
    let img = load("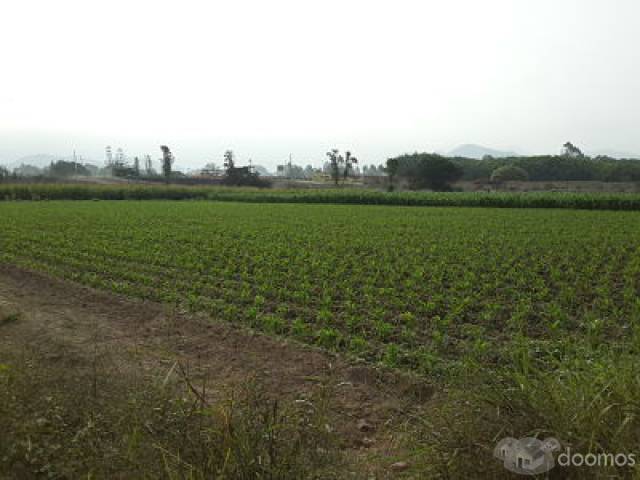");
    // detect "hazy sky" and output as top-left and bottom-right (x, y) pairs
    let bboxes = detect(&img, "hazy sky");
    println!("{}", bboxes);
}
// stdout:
(1, 0), (639, 169)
